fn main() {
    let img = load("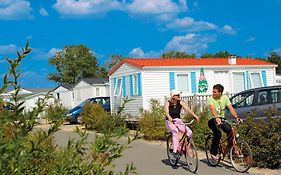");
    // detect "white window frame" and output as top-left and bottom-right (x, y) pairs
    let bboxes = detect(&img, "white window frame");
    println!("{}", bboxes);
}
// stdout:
(249, 72), (262, 88)
(132, 74), (138, 95)
(175, 73), (190, 93)
(114, 78), (122, 96)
